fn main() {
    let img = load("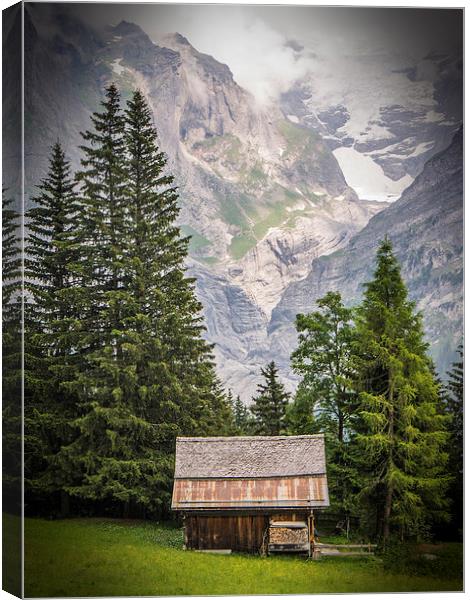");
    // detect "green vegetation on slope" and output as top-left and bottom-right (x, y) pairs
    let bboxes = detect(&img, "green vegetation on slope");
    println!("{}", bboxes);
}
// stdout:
(229, 233), (258, 261)
(224, 185), (307, 260)
(216, 190), (253, 231)
(252, 200), (291, 239)
(23, 517), (462, 597)
(180, 225), (211, 254)
(276, 119), (321, 158)
(193, 134), (242, 164)
(187, 121), (336, 261)
(191, 126), (329, 261)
